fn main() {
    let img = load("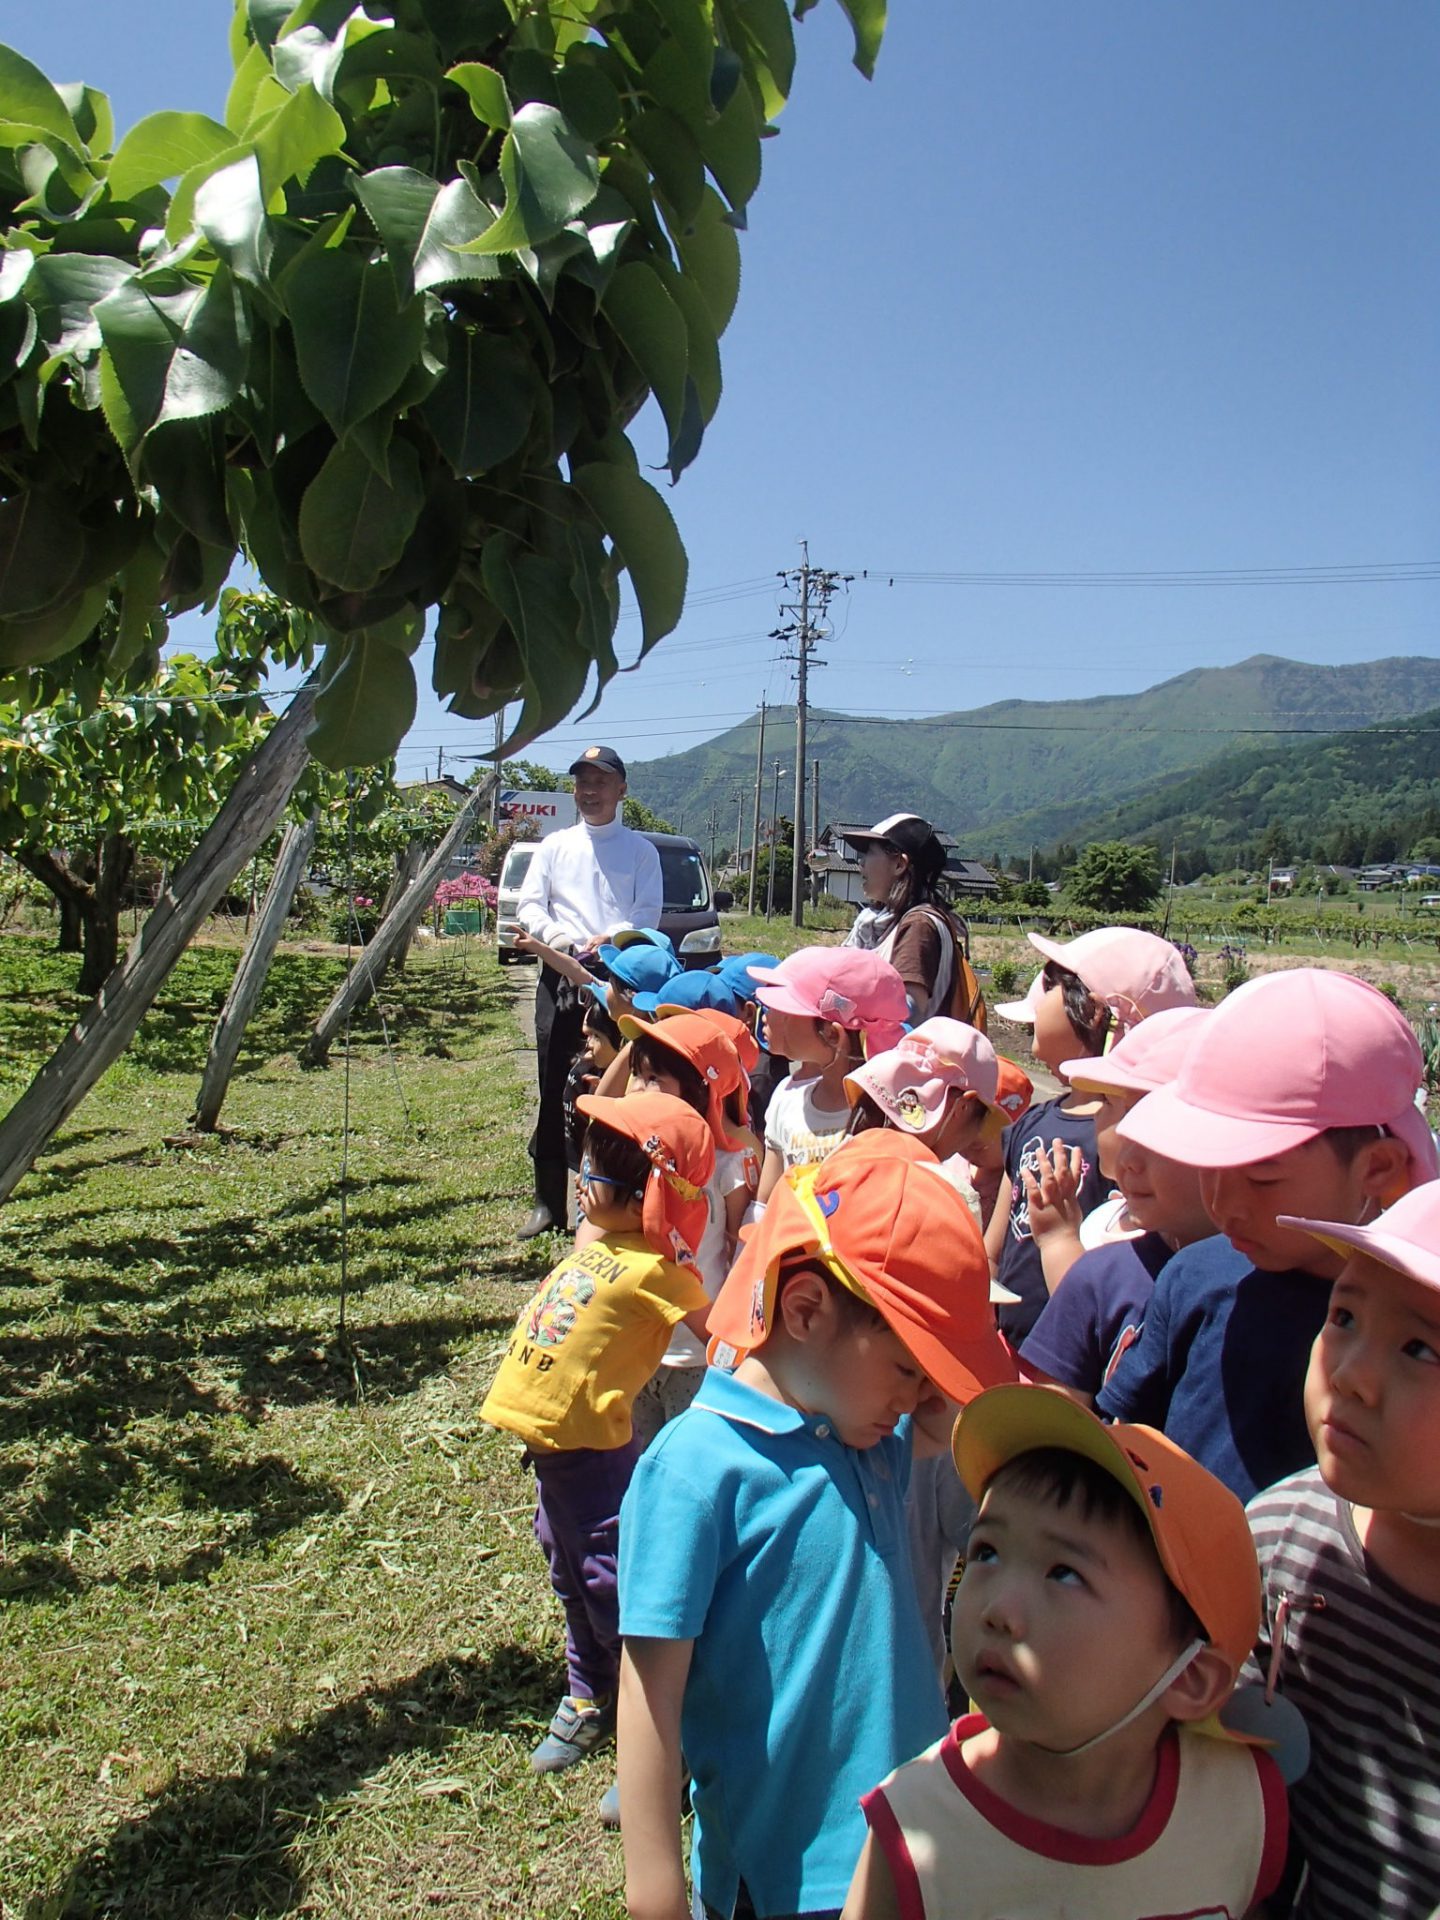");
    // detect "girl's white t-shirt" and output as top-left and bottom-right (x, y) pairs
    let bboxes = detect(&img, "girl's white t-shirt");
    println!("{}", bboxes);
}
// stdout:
(659, 1145), (758, 1369)
(763, 1072), (853, 1172)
